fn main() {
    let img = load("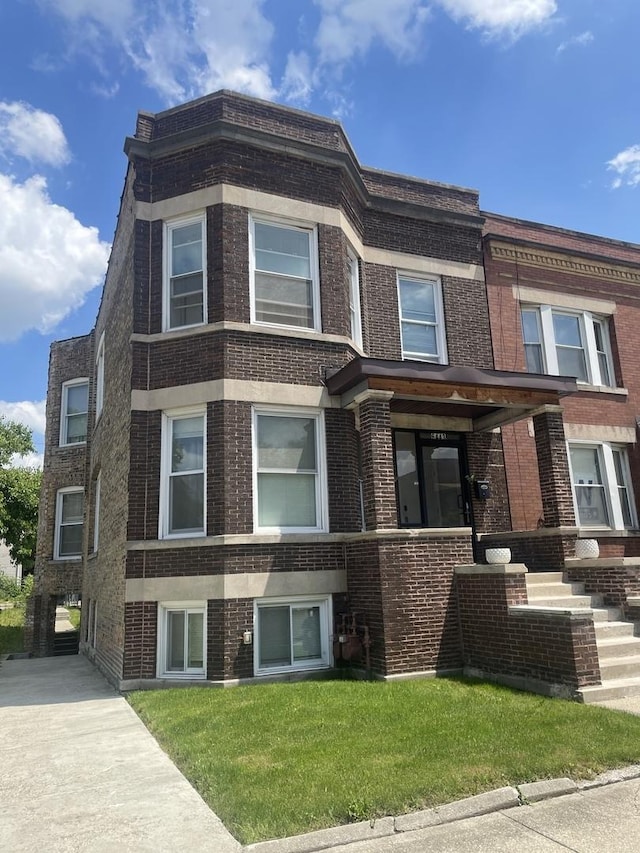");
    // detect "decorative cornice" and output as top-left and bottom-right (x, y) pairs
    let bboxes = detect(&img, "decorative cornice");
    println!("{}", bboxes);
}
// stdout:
(490, 242), (640, 286)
